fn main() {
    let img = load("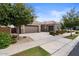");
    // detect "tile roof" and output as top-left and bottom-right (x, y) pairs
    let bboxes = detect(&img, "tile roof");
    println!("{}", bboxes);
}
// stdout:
(41, 21), (57, 25)
(28, 20), (57, 25)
